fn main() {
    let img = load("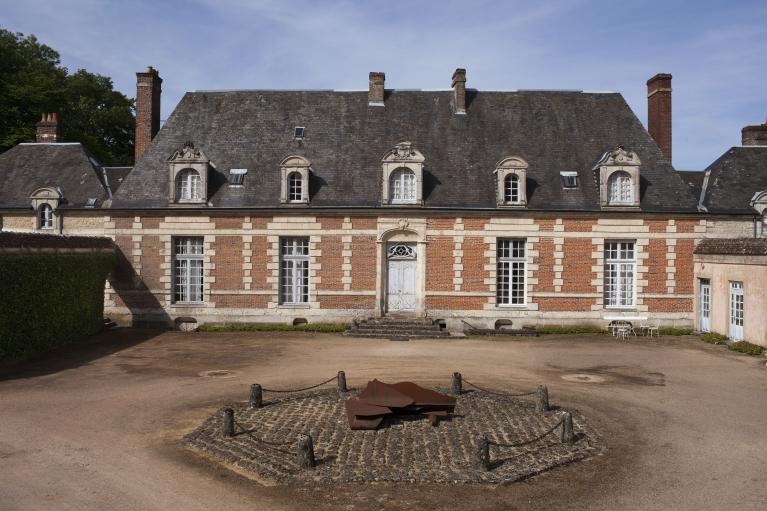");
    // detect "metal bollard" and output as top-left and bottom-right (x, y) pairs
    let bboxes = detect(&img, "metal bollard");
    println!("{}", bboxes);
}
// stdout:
(222, 407), (235, 437)
(536, 384), (549, 412)
(451, 372), (462, 395)
(474, 435), (490, 471)
(337, 371), (348, 392)
(561, 411), (575, 444)
(296, 433), (316, 469)
(249, 384), (263, 409)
